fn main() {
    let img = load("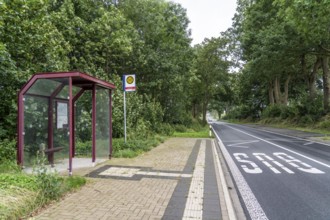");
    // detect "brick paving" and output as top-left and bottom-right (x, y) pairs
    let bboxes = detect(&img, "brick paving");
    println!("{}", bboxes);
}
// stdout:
(34, 138), (225, 220)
